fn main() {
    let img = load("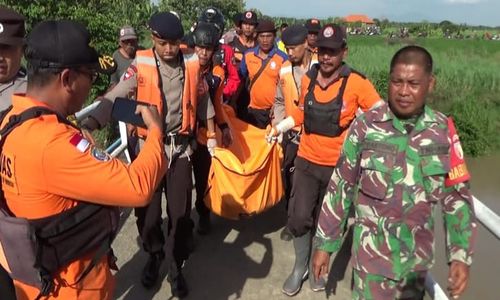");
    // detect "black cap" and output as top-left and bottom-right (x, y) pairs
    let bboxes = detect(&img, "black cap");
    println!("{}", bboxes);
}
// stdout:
(305, 18), (321, 33)
(316, 24), (347, 50)
(148, 12), (184, 40)
(26, 20), (114, 74)
(241, 11), (258, 25)
(282, 24), (307, 46)
(255, 19), (276, 33)
(0, 5), (25, 46)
